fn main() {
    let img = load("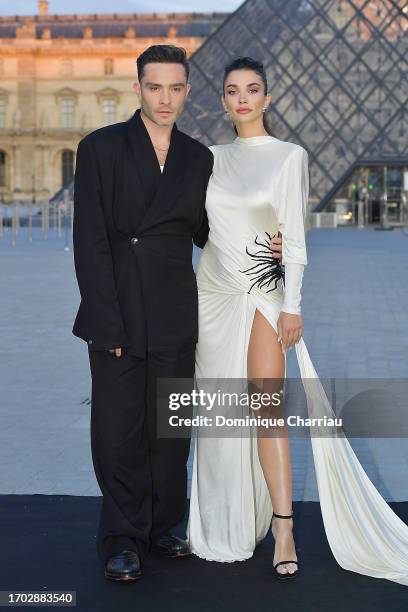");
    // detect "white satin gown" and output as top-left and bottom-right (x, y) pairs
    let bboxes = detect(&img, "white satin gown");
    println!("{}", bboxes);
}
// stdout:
(186, 135), (408, 586)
